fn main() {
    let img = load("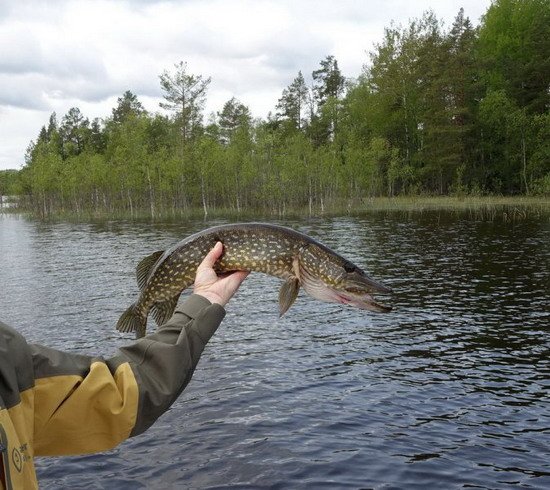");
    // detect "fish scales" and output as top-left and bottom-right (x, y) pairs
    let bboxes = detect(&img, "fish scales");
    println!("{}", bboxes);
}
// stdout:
(116, 223), (392, 338)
